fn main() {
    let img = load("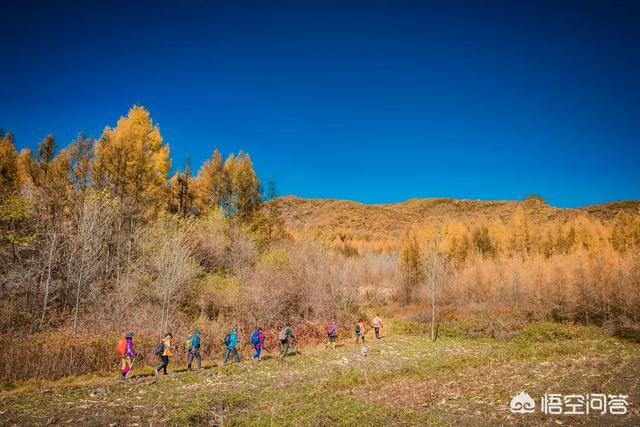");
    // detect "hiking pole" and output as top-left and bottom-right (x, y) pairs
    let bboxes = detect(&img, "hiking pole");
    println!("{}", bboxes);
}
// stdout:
(125, 357), (136, 381)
